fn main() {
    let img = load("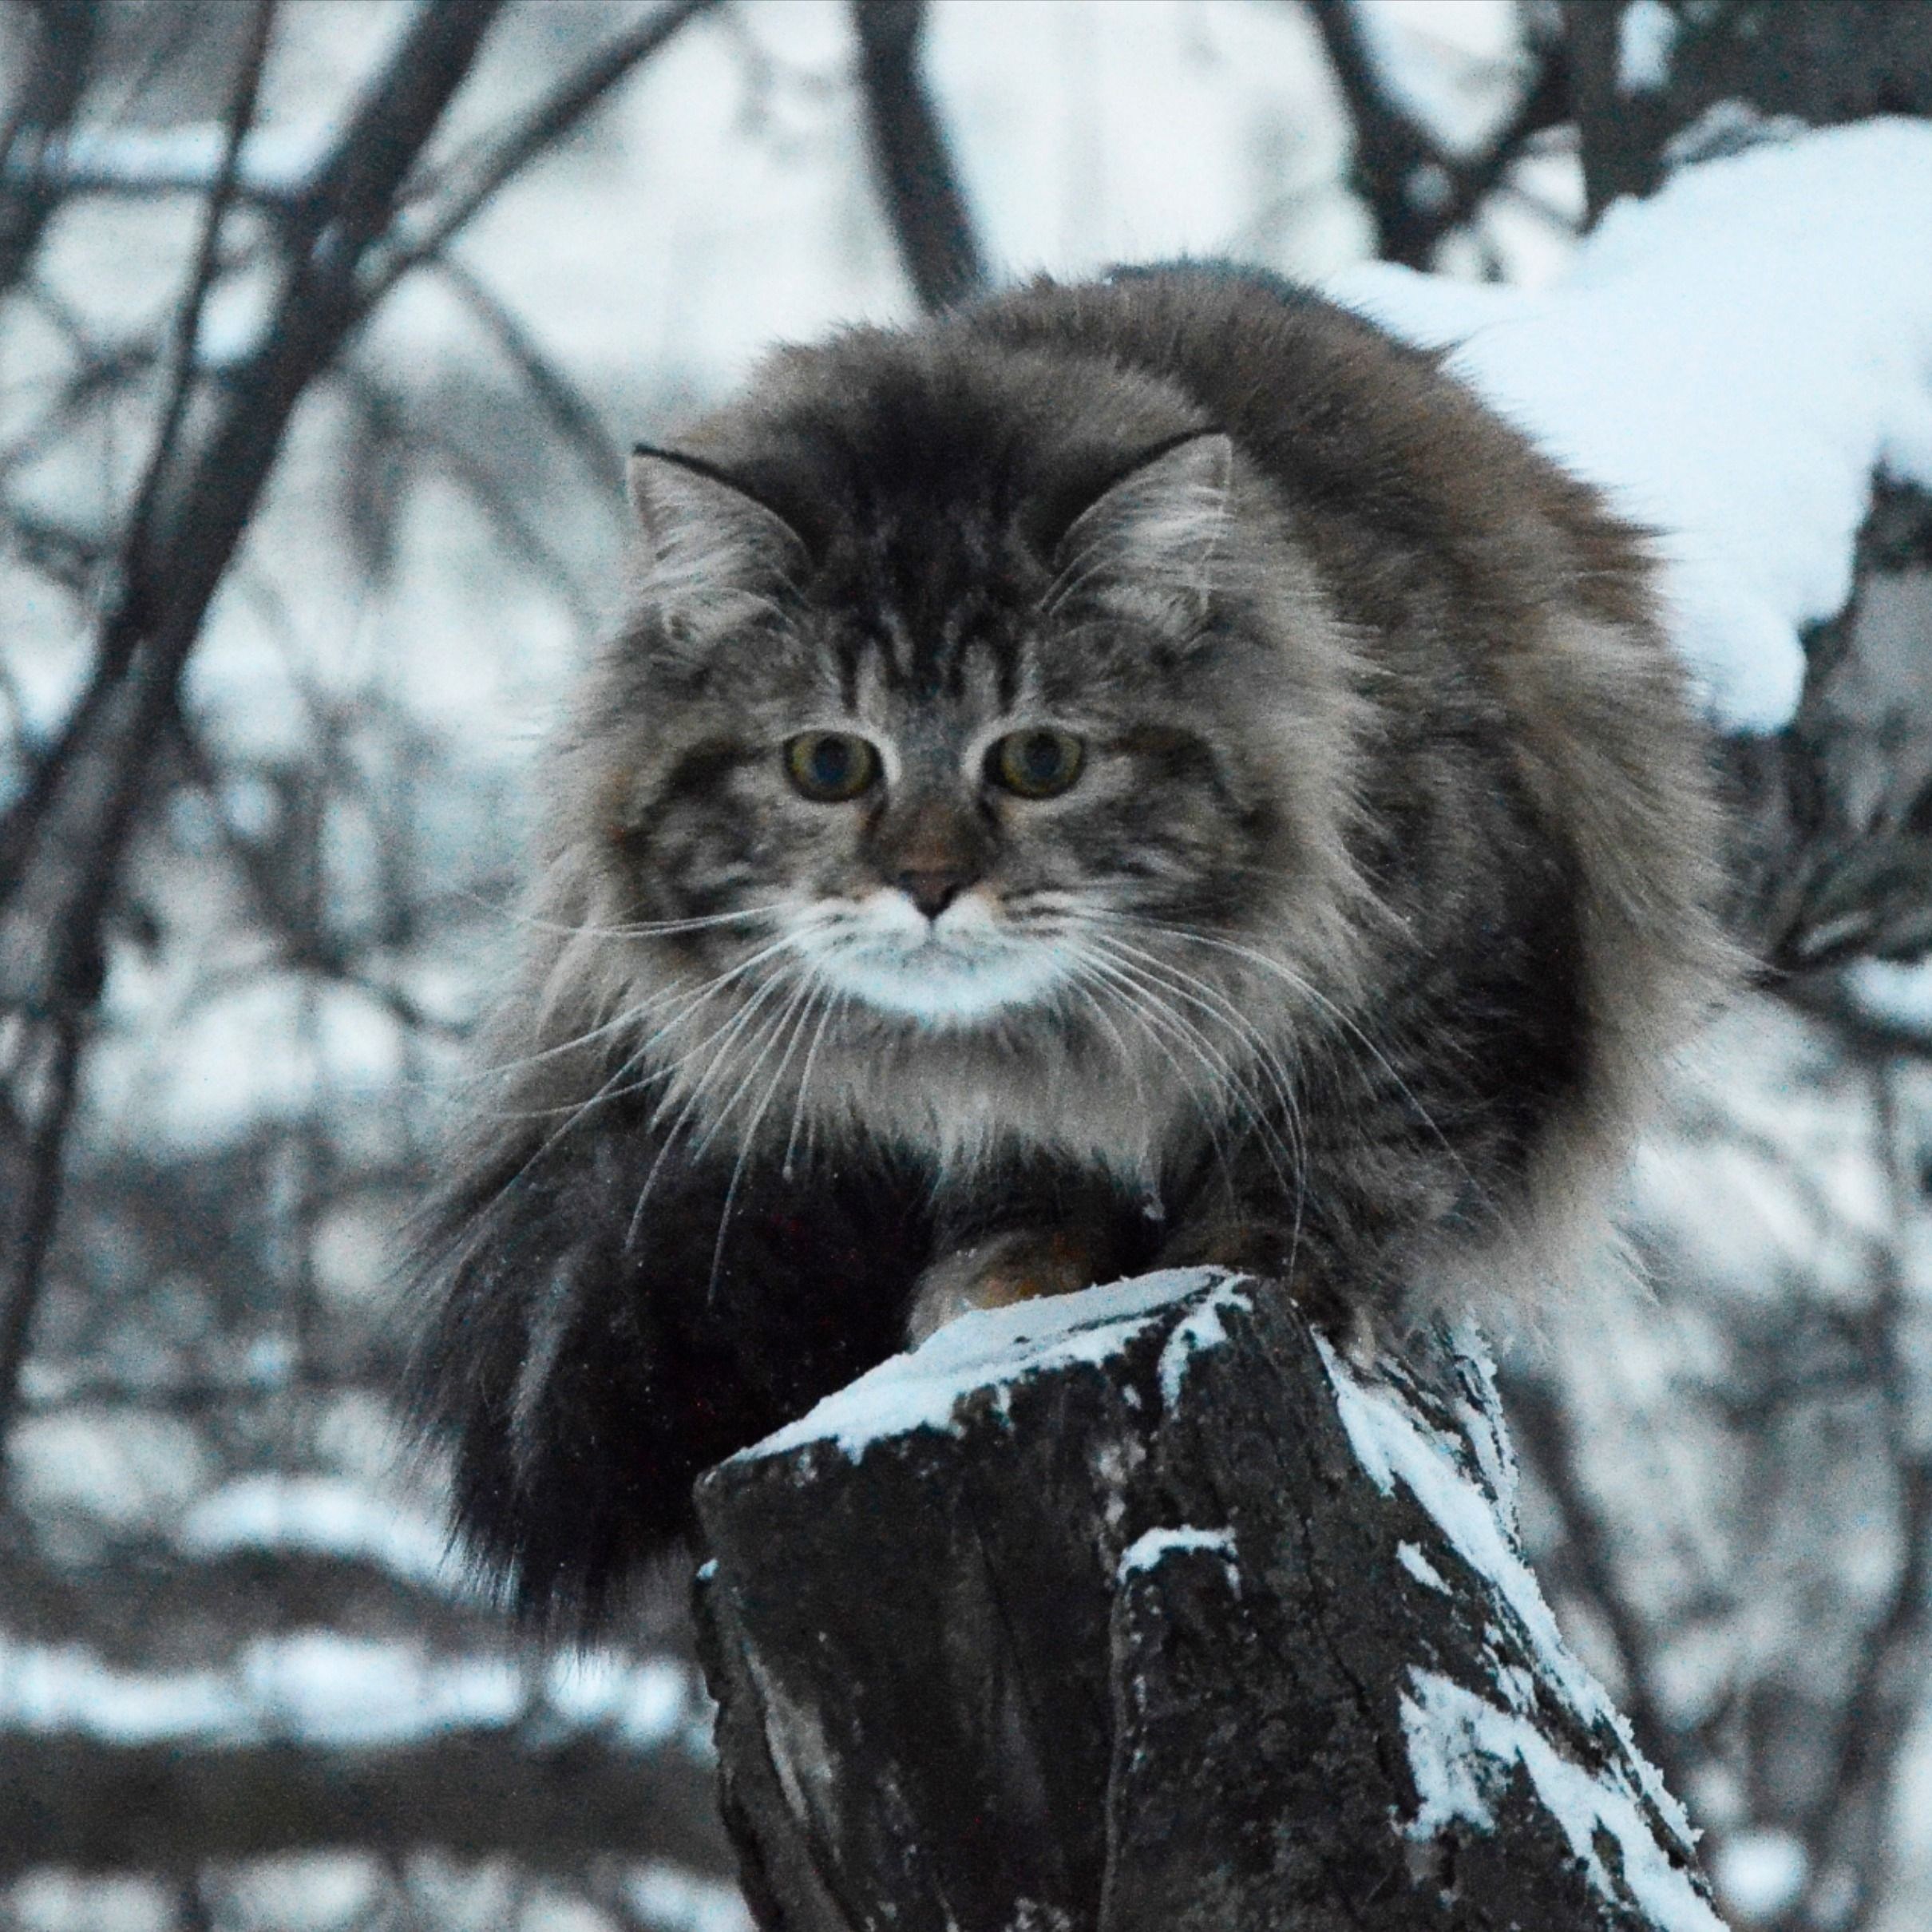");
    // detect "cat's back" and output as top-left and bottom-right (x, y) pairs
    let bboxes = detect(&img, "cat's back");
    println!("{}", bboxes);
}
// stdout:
(956, 265), (1654, 635)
